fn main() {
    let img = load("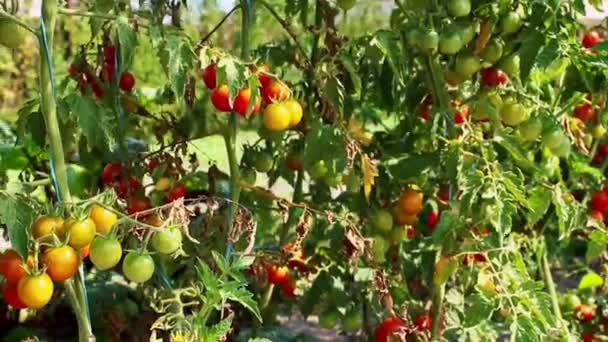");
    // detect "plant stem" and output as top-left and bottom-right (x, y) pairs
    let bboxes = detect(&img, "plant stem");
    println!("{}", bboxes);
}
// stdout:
(222, 1), (251, 257)
(430, 278), (446, 341)
(40, 0), (70, 204)
(58, 8), (117, 20)
(196, 5), (241, 48)
(65, 279), (95, 342)
(542, 251), (569, 338)
(40, 1), (93, 340)
(279, 170), (304, 244)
